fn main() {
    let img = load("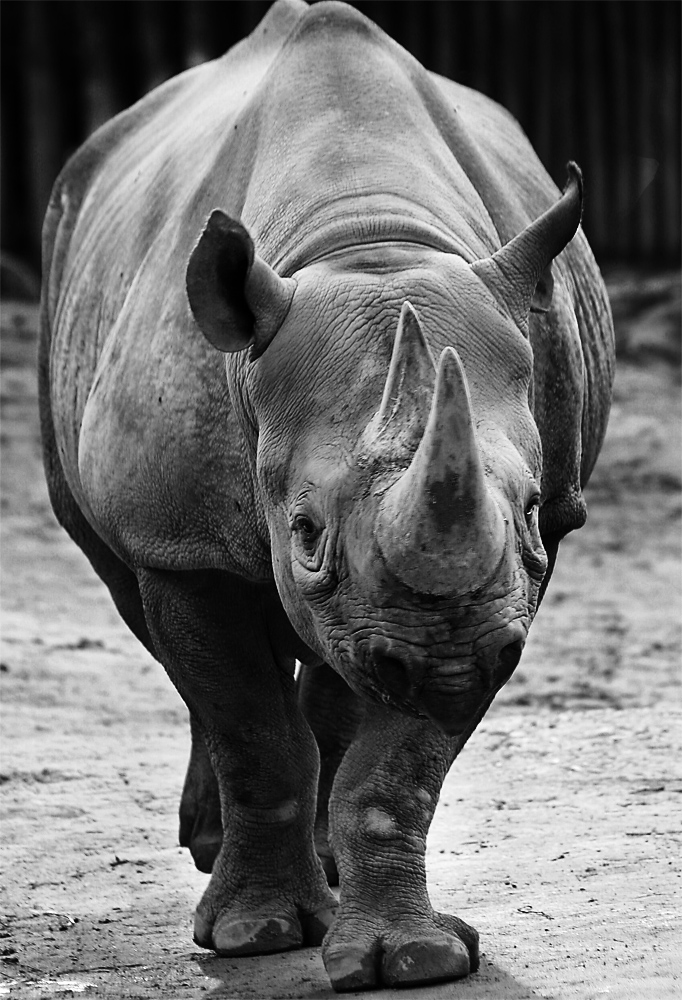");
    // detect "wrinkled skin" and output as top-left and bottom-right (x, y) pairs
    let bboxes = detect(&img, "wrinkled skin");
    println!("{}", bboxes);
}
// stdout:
(39, 0), (614, 992)
(248, 253), (543, 724)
